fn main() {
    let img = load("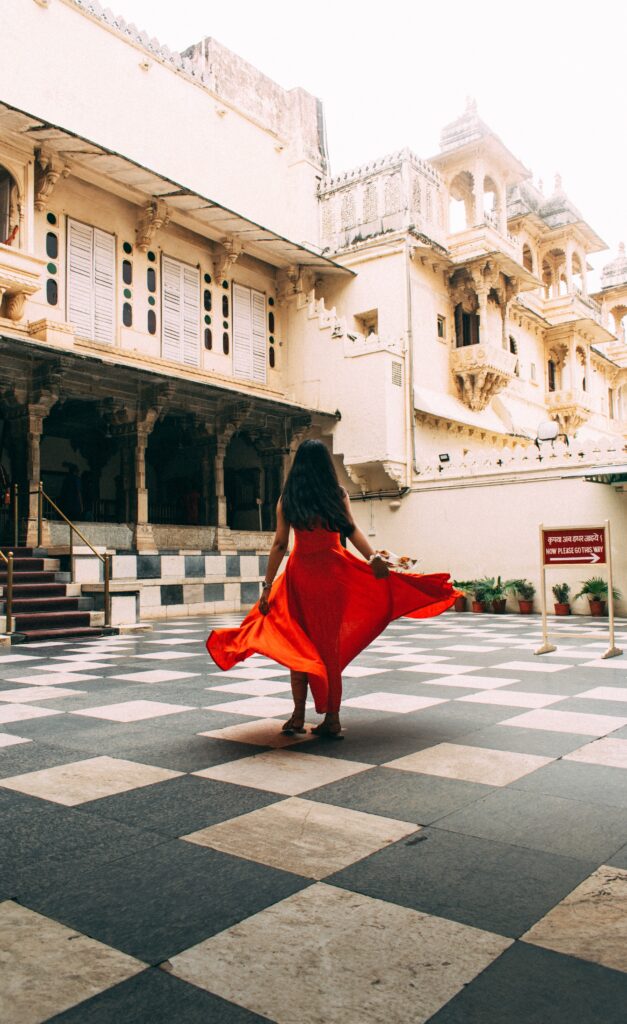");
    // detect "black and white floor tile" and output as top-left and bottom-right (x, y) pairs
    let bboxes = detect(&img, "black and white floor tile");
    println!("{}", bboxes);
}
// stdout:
(1, 612), (627, 1022)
